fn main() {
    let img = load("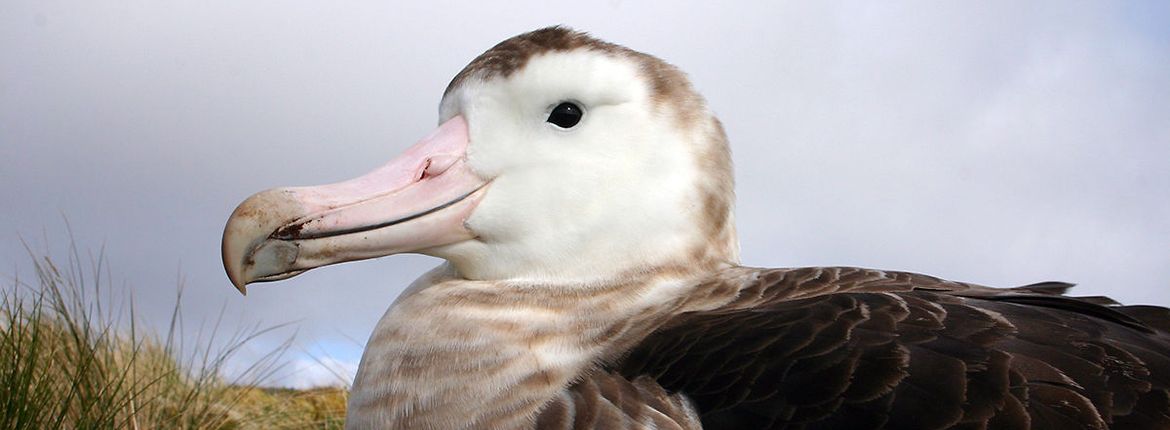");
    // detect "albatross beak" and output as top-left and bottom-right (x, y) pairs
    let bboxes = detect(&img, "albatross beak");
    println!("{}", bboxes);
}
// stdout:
(221, 116), (487, 294)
